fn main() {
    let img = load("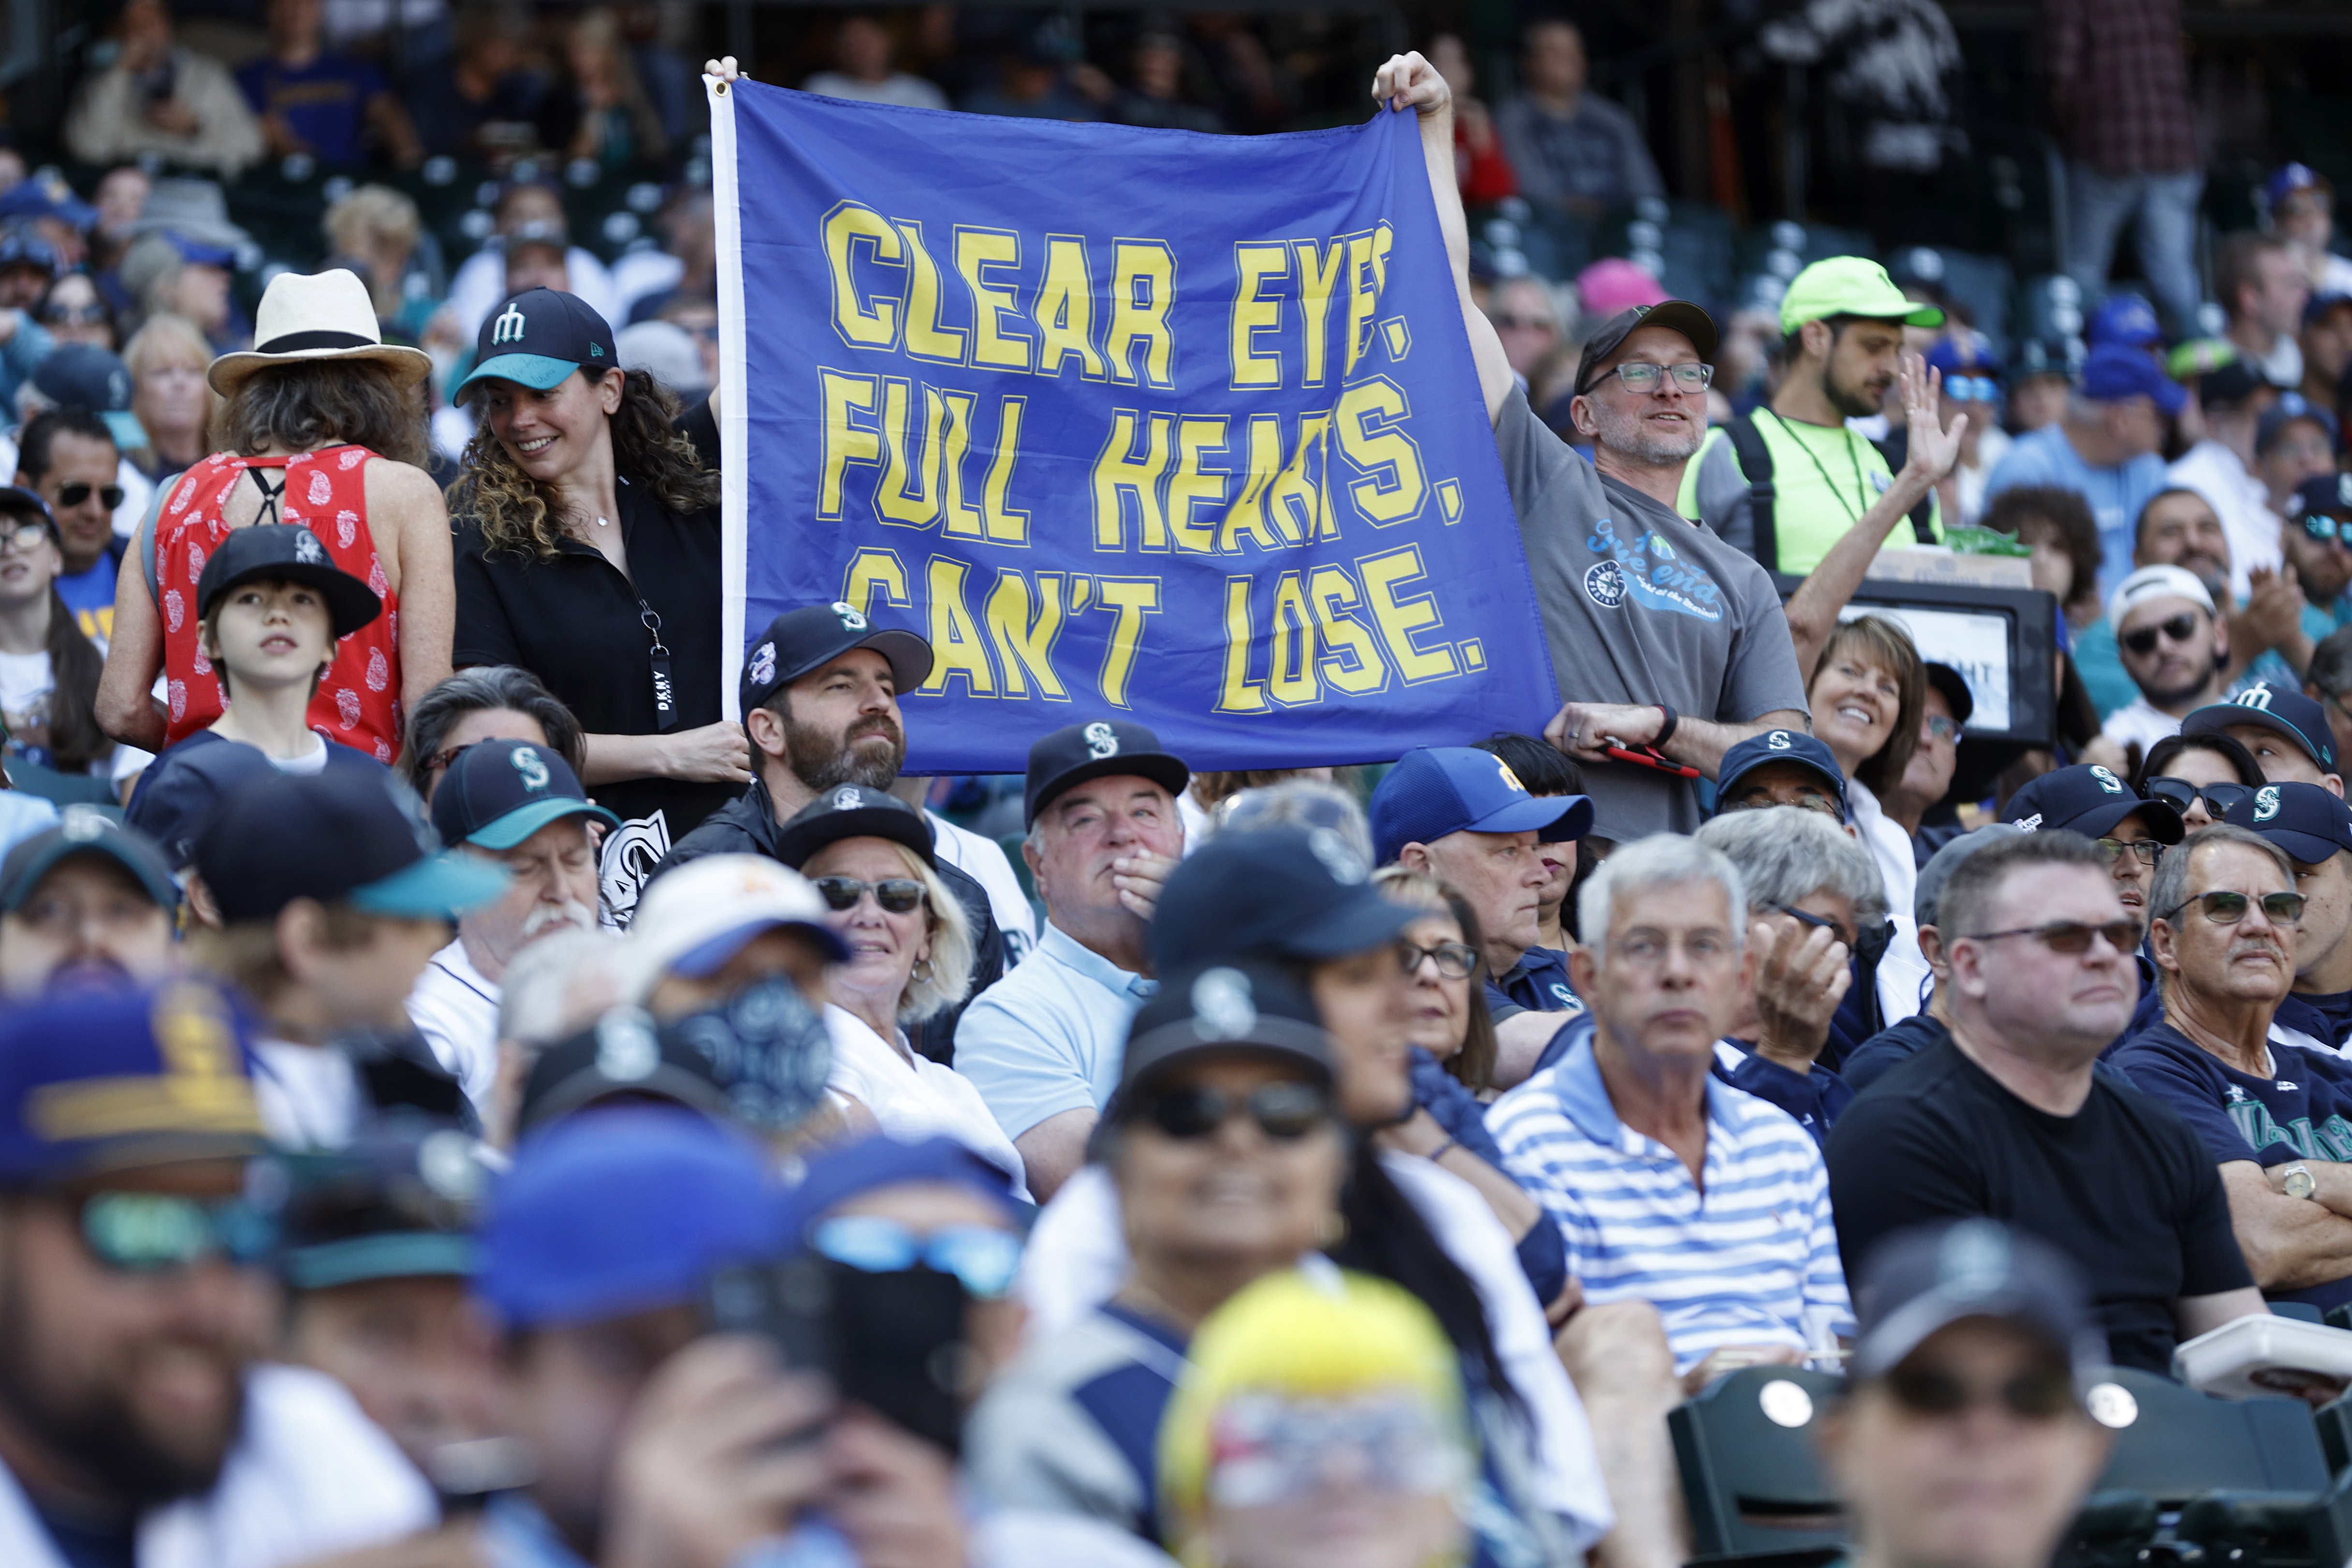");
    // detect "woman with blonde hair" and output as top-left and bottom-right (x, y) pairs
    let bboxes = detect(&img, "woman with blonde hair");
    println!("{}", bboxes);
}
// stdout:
(322, 184), (433, 336)
(119, 311), (213, 481)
